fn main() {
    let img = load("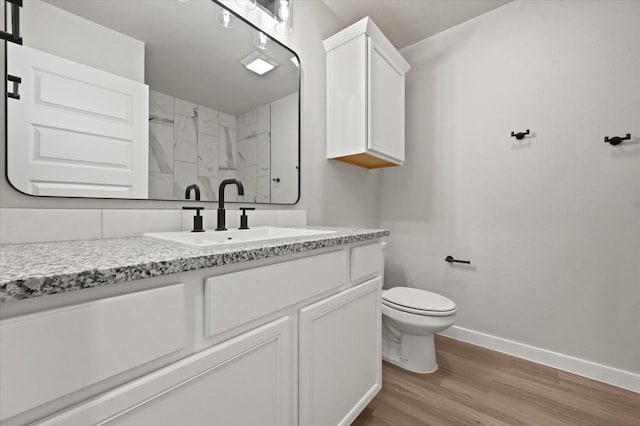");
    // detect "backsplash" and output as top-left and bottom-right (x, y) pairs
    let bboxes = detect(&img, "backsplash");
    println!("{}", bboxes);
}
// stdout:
(0, 208), (307, 244)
